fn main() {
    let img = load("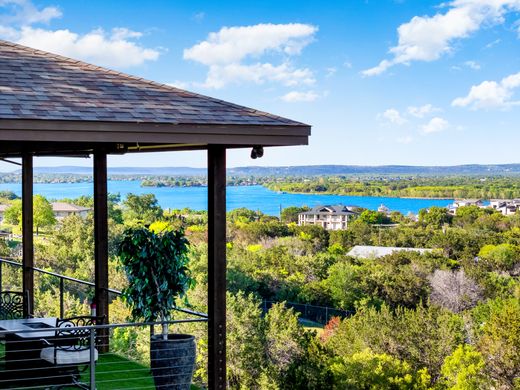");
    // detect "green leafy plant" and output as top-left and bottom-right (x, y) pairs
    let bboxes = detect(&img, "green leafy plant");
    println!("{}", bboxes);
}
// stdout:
(117, 226), (194, 340)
